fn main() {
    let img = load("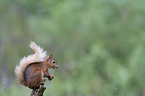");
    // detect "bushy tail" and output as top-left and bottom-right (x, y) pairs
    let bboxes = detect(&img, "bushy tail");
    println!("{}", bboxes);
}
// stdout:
(15, 41), (47, 86)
